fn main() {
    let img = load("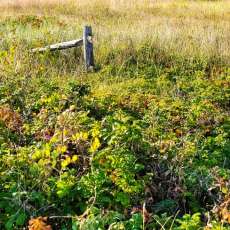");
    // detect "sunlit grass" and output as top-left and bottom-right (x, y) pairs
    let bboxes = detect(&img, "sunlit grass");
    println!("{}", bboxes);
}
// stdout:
(1, 0), (229, 67)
